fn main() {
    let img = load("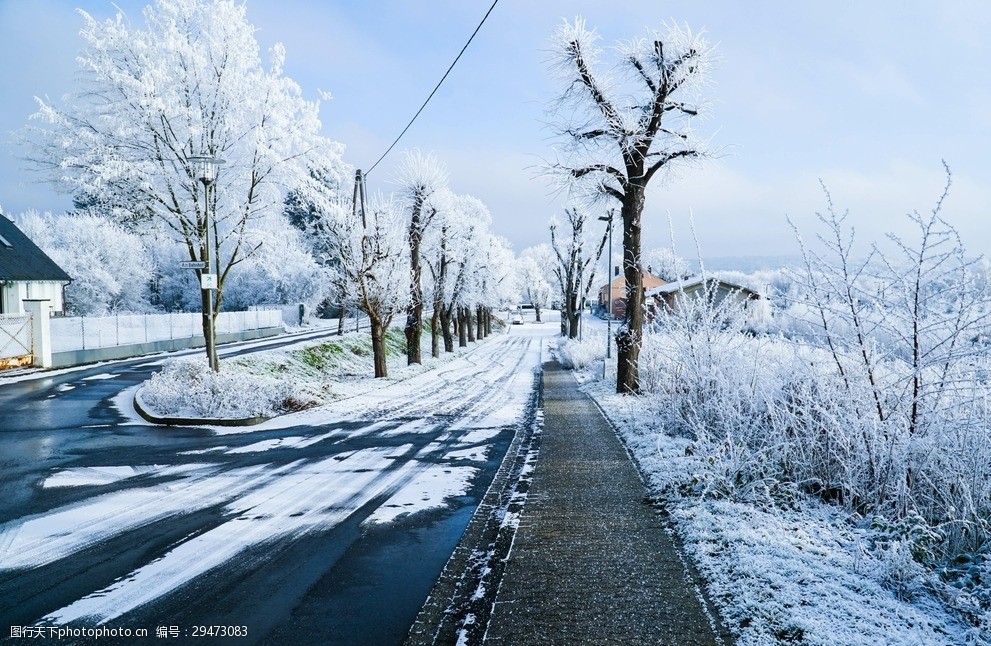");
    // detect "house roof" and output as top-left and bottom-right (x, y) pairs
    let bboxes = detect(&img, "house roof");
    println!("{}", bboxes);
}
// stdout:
(646, 276), (758, 298)
(0, 216), (72, 282)
(599, 270), (666, 293)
